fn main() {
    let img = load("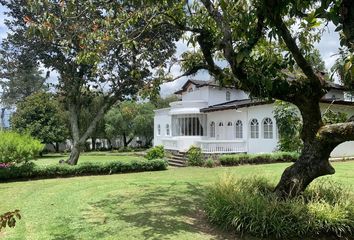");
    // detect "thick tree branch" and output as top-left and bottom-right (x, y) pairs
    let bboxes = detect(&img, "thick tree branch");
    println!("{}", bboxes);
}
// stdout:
(272, 17), (321, 86)
(318, 120), (354, 146)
